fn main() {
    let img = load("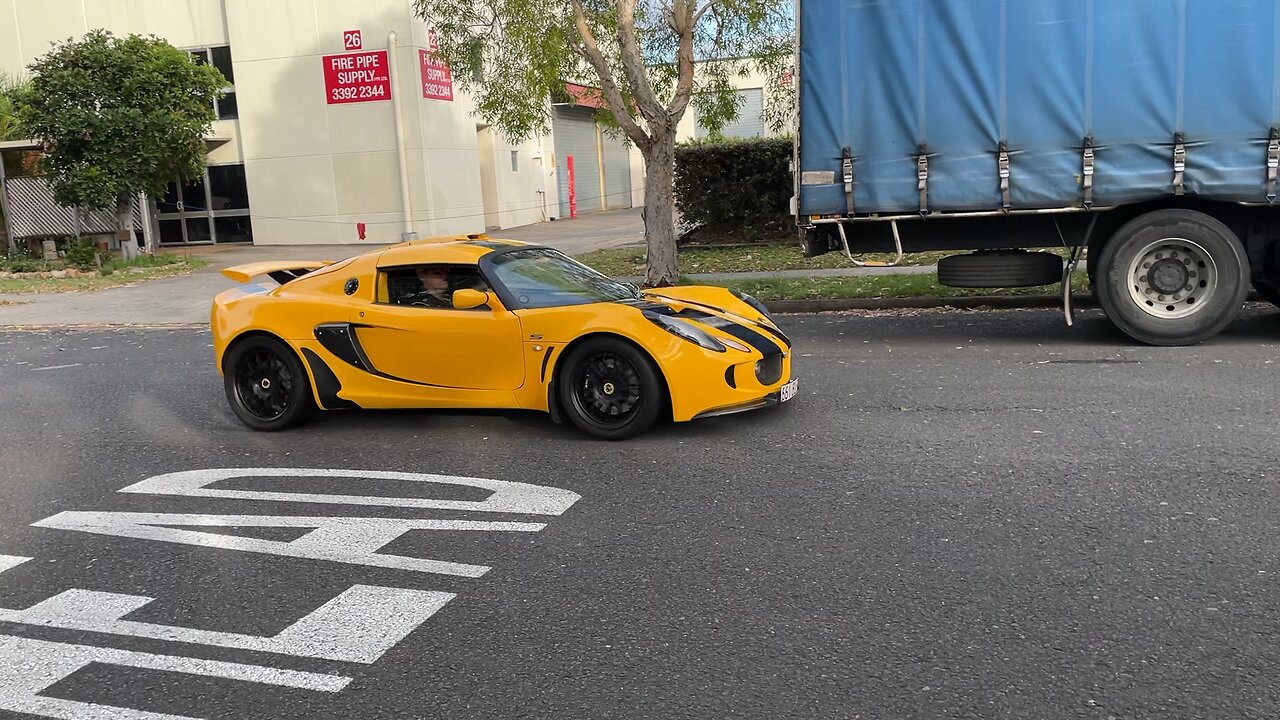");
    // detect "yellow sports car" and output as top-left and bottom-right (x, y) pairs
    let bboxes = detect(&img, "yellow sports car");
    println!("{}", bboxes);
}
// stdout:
(211, 236), (796, 439)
